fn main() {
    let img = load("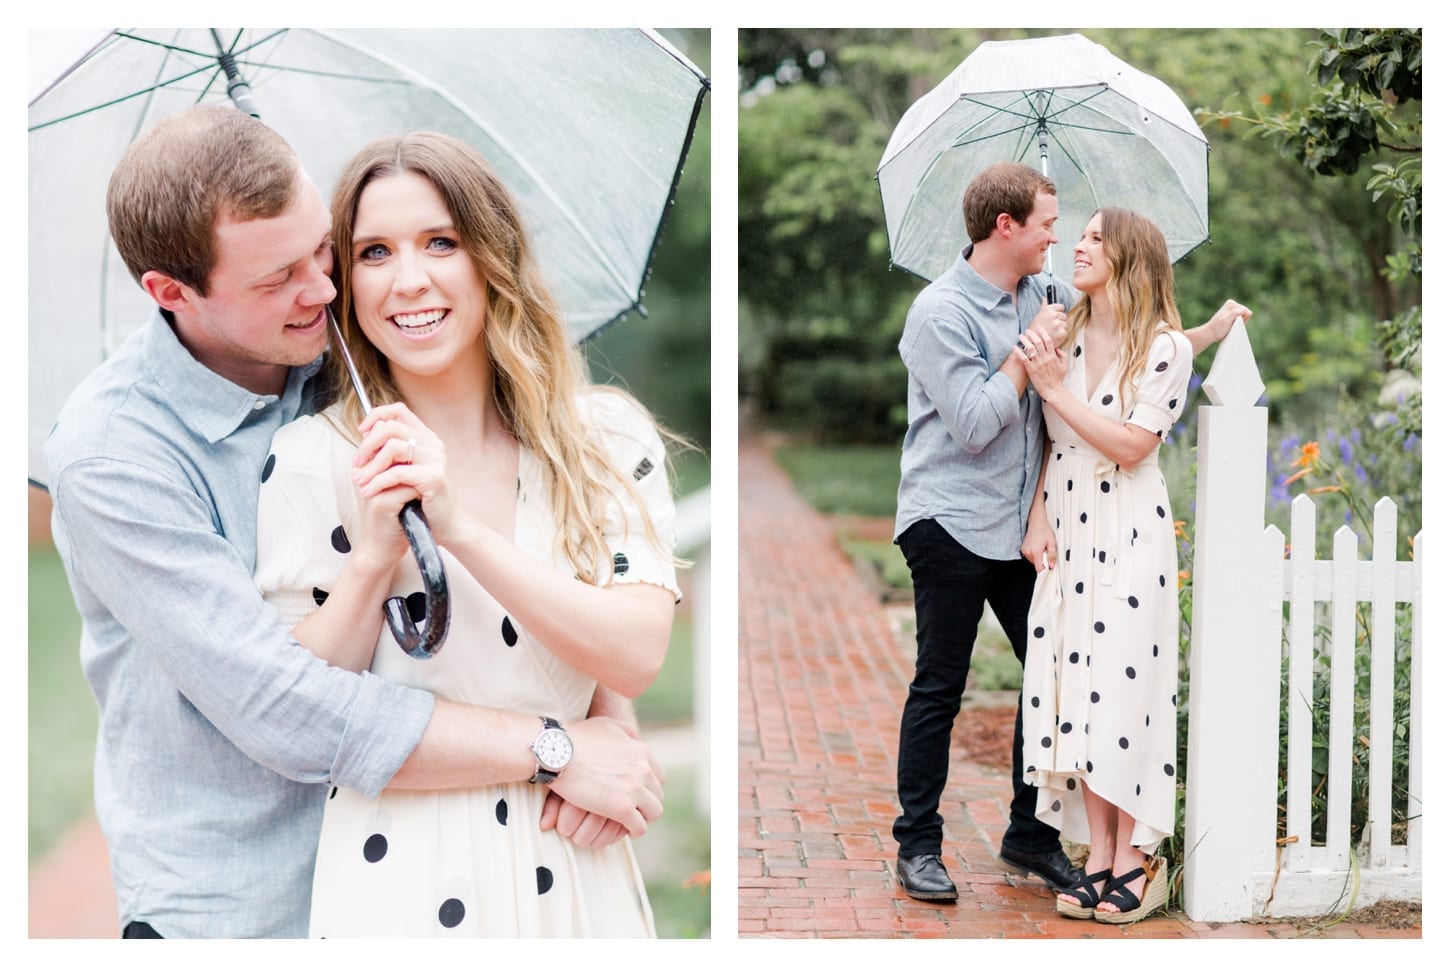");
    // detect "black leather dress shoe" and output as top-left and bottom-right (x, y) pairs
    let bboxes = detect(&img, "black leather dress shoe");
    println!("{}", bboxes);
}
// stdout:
(896, 854), (958, 901)
(998, 845), (1077, 891)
